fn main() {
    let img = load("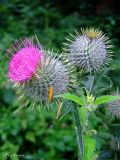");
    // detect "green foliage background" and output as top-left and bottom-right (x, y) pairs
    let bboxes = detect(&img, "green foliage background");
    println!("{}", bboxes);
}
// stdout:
(0, 0), (120, 159)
